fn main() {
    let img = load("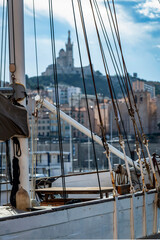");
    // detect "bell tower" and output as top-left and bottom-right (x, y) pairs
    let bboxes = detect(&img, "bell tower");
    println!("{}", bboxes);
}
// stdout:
(66, 30), (74, 68)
